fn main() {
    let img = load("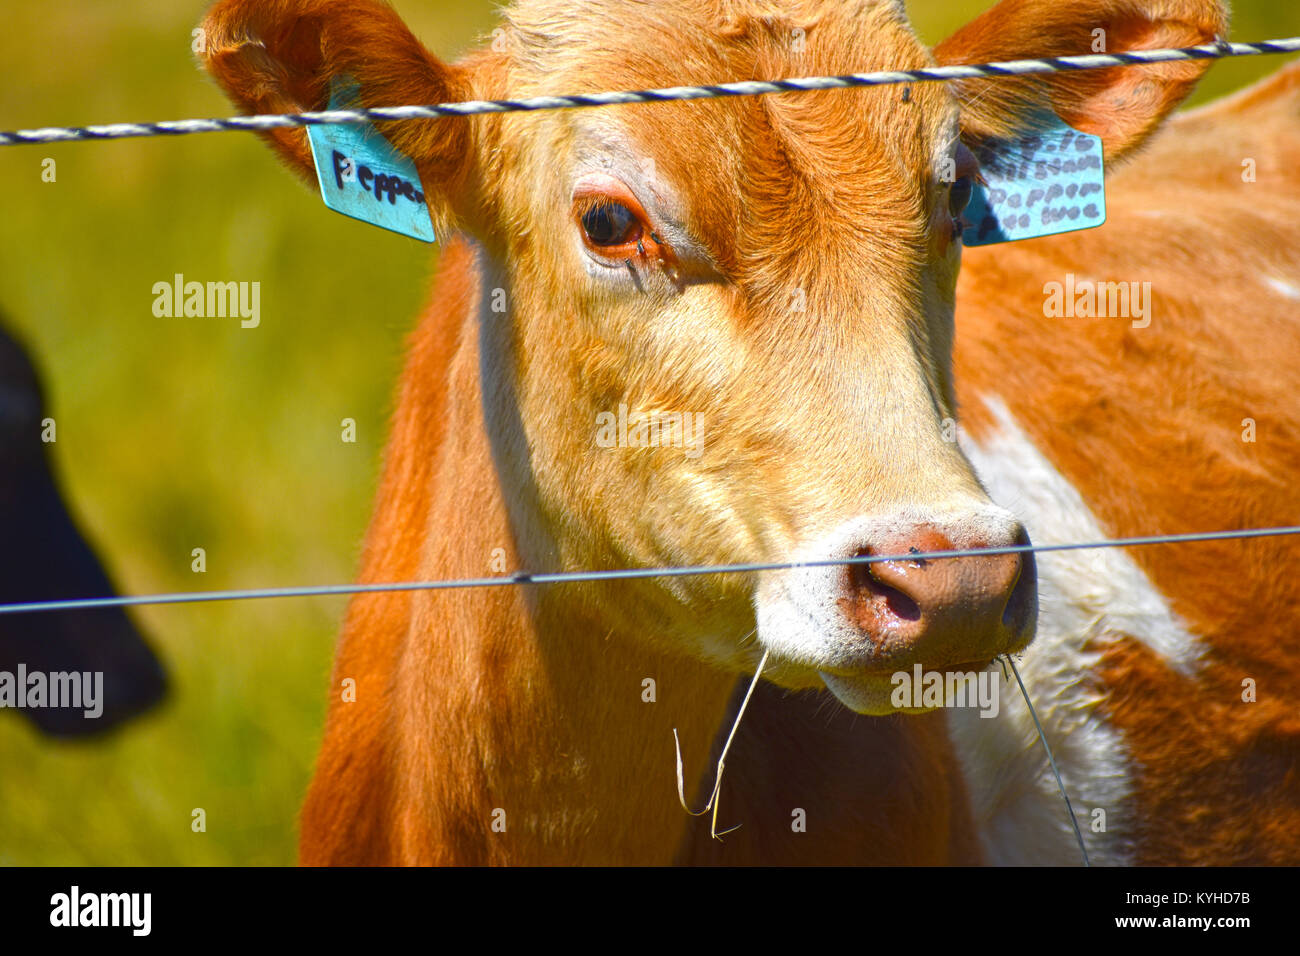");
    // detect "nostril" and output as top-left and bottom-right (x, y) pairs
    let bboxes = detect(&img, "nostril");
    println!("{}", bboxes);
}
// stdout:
(844, 550), (923, 631)
(880, 582), (921, 622)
